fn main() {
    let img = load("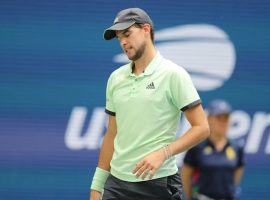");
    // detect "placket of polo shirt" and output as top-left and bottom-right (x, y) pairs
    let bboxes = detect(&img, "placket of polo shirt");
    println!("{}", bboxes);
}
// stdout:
(130, 73), (144, 97)
(127, 52), (162, 97)
(129, 73), (136, 97)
